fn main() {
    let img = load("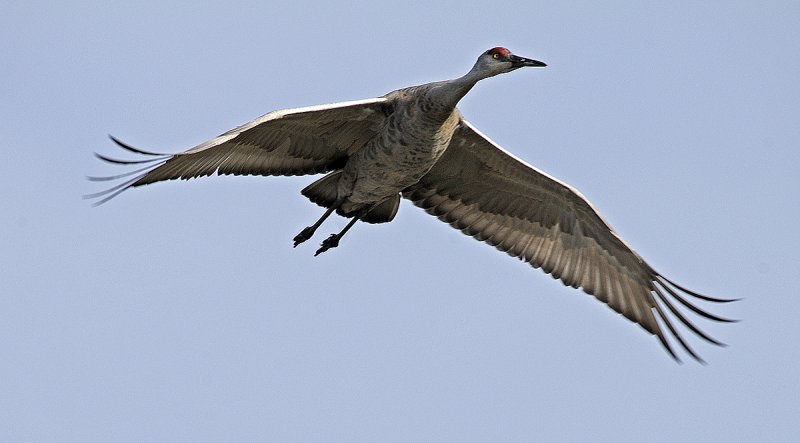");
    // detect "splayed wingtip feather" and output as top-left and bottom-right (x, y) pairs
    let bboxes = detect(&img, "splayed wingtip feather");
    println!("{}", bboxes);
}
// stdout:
(653, 285), (726, 347)
(108, 134), (174, 156)
(657, 274), (739, 303)
(651, 299), (704, 363)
